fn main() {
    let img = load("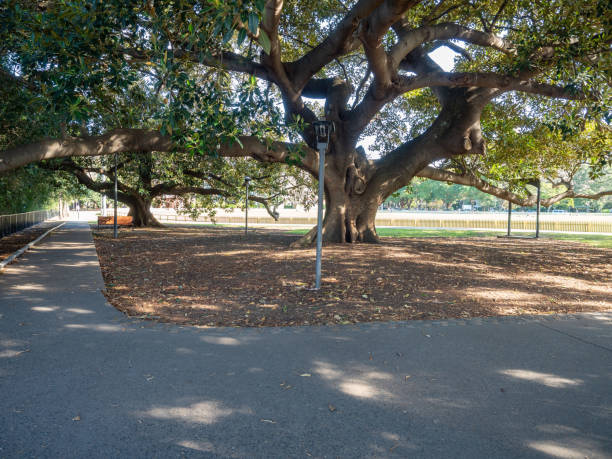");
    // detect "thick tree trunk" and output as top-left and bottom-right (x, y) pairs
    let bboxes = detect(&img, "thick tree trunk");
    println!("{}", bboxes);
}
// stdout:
(290, 193), (382, 247)
(126, 196), (162, 227)
(290, 150), (384, 247)
(58, 197), (70, 219)
(294, 192), (384, 247)
(290, 132), (444, 247)
(290, 86), (488, 248)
